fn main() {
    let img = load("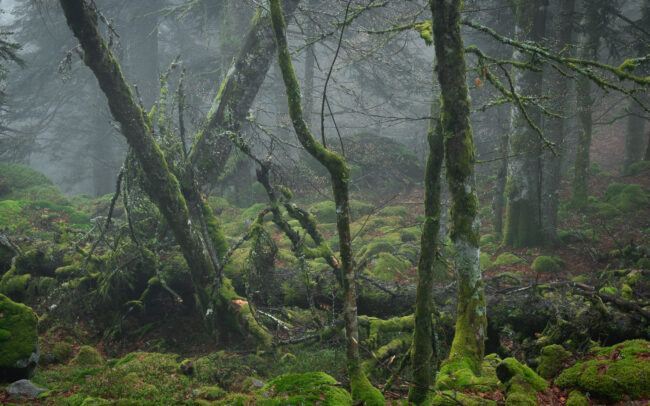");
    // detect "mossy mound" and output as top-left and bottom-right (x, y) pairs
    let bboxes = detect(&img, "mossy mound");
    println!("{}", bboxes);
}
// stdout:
(71, 345), (103, 366)
(377, 205), (409, 219)
(566, 390), (589, 406)
(308, 201), (337, 223)
(555, 339), (650, 401)
(536, 344), (571, 378)
(0, 293), (39, 381)
(604, 183), (648, 212)
(497, 357), (547, 406)
(493, 253), (524, 267)
(368, 252), (412, 282)
(625, 160), (650, 176)
(530, 256), (561, 273)
(0, 162), (53, 199)
(480, 252), (493, 270)
(432, 391), (497, 405)
(262, 372), (352, 405)
(436, 354), (501, 392)
(349, 200), (375, 219)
